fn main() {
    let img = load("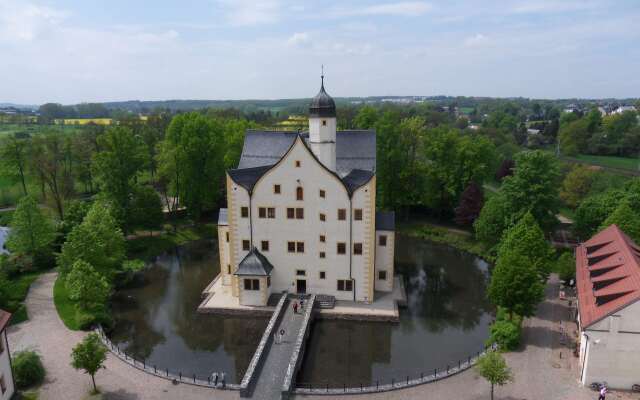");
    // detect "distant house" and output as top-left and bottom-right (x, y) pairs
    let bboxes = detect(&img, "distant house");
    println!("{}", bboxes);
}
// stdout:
(576, 225), (640, 389)
(526, 128), (540, 135)
(563, 104), (580, 114)
(597, 106), (608, 116)
(611, 105), (636, 115)
(0, 310), (14, 400)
